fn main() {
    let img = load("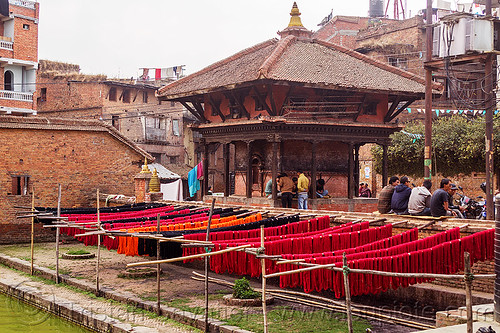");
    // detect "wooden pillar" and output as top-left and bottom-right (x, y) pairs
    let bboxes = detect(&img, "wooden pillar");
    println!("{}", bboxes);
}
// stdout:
(382, 144), (388, 188)
(354, 144), (360, 197)
(202, 140), (209, 196)
(311, 141), (317, 200)
(279, 141), (284, 172)
(271, 140), (278, 201)
(485, 52), (495, 220)
(246, 141), (253, 198)
(223, 143), (230, 196)
(348, 142), (354, 199)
